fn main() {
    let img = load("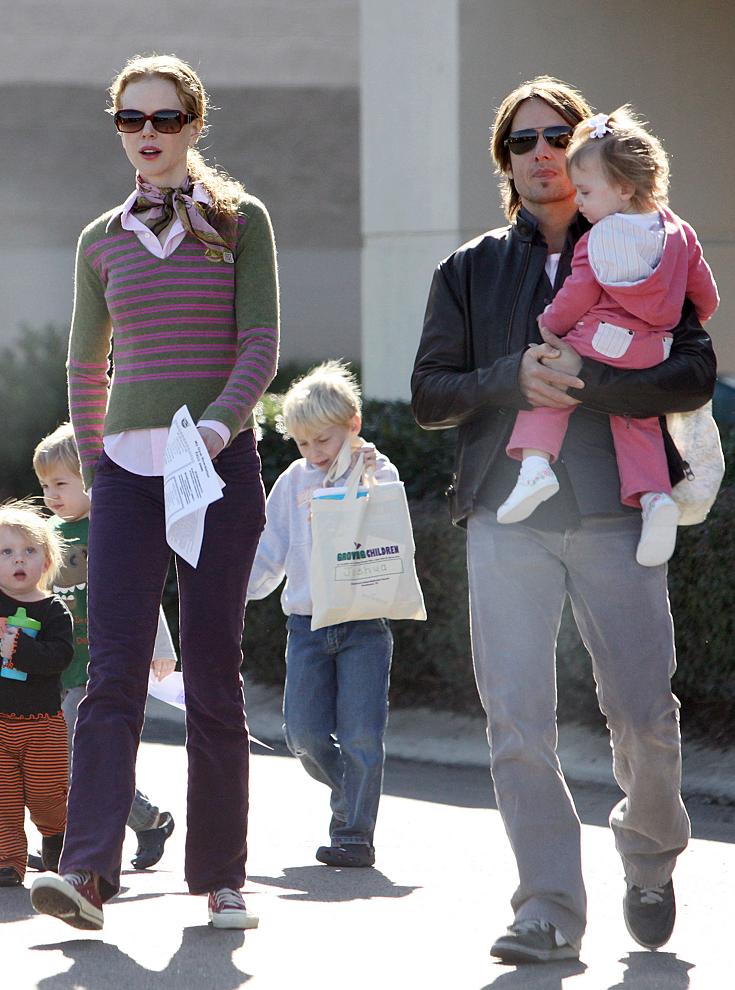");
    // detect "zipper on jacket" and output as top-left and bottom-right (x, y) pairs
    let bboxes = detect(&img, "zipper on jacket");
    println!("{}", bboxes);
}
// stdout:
(505, 240), (532, 355)
(464, 241), (533, 516)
